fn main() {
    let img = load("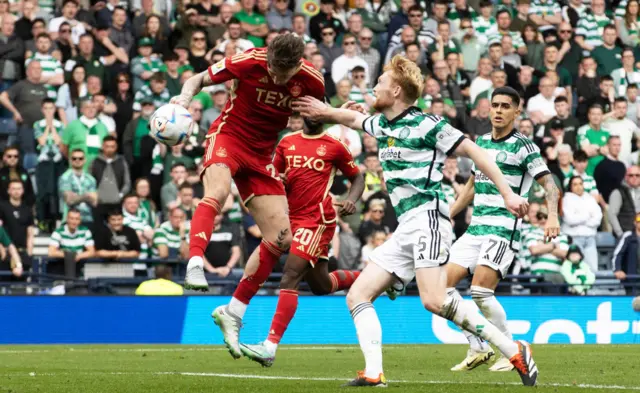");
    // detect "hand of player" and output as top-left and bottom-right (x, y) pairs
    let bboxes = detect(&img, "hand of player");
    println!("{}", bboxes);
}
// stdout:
(334, 200), (357, 216)
(340, 100), (367, 115)
(291, 96), (329, 121)
(279, 168), (290, 185)
(170, 94), (191, 109)
(503, 192), (529, 218)
(544, 214), (560, 242)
